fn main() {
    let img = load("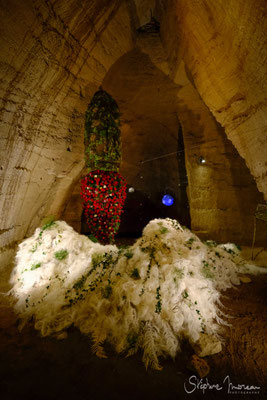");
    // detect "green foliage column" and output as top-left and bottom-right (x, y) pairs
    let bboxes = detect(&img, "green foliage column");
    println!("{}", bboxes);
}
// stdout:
(84, 88), (121, 172)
